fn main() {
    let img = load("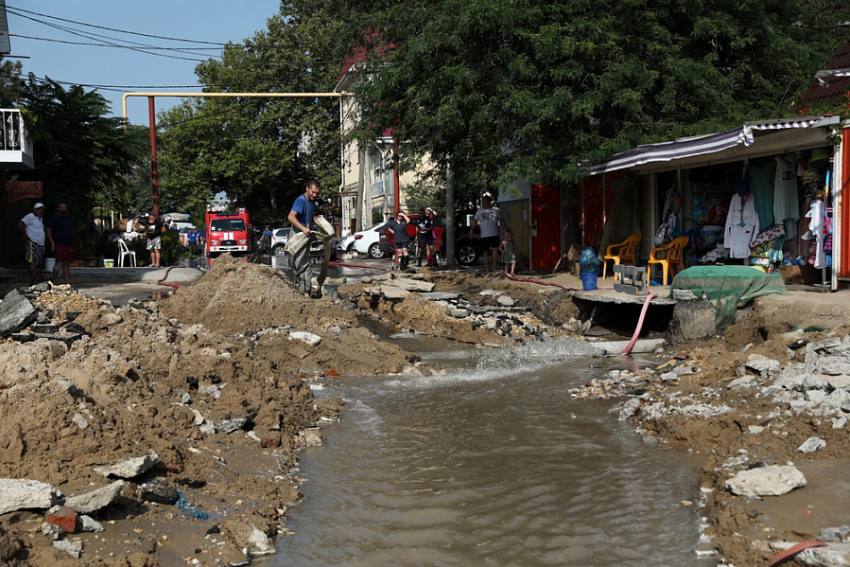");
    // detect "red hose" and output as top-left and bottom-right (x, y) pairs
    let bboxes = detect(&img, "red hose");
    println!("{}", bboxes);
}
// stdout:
(620, 291), (656, 355)
(157, 266), (180, 290)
